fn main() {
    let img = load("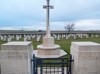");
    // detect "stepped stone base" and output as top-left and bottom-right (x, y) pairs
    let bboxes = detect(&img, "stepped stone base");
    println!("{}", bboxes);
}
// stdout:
(34, 36), (67, 58)
(34, 49), (67, 58)
(37, 45), (60, 55)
